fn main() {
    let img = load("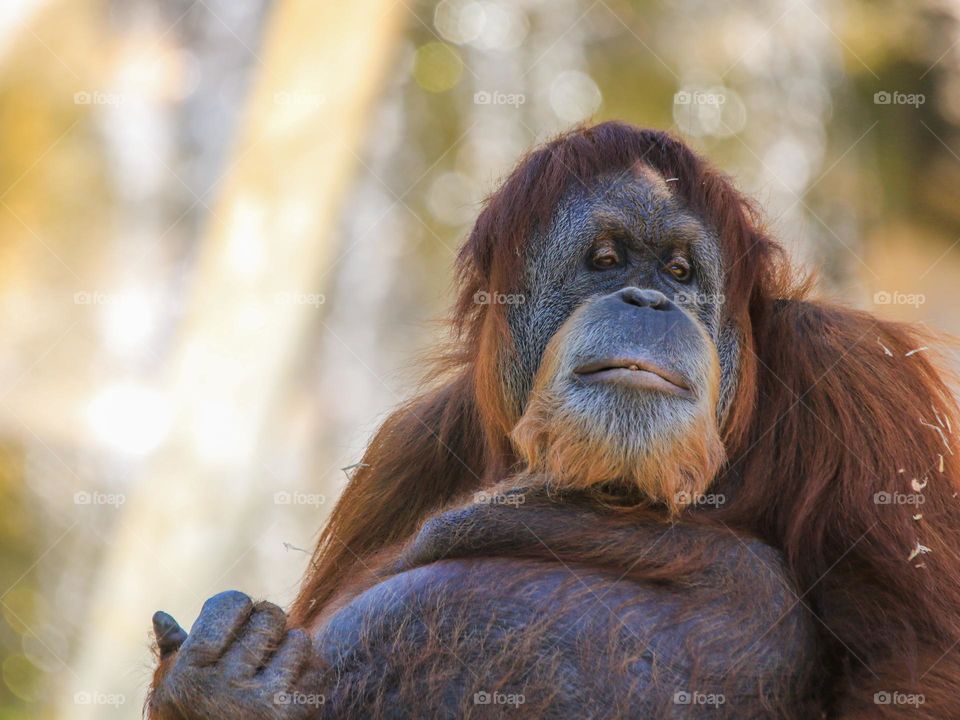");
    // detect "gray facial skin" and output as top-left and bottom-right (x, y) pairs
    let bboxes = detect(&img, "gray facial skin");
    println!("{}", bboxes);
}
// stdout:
(532, 287), (719, 466)
(499, 168), (739, 424)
